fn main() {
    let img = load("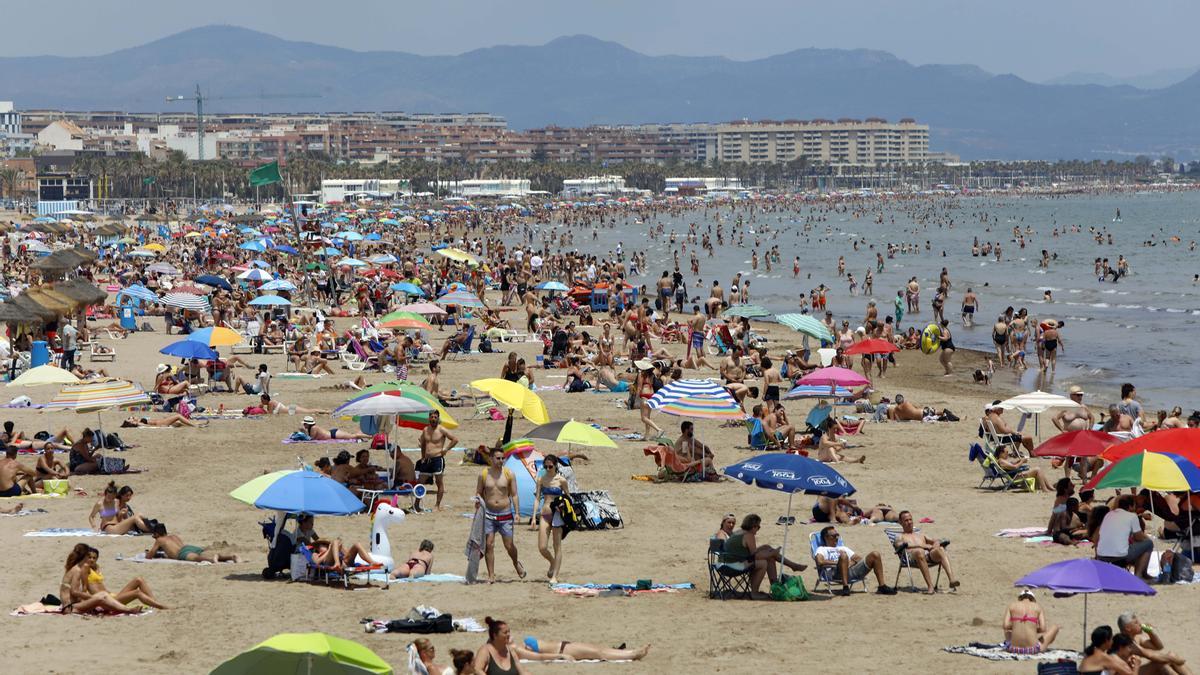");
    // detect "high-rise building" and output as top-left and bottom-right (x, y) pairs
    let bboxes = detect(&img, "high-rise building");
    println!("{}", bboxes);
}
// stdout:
(0, 102), (21, 136)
